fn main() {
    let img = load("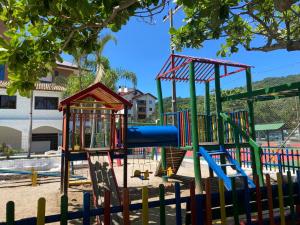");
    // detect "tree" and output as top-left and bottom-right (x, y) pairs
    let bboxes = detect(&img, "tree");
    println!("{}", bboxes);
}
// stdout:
(172, 1), (300, 56)
(0, 0), (165, 95)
